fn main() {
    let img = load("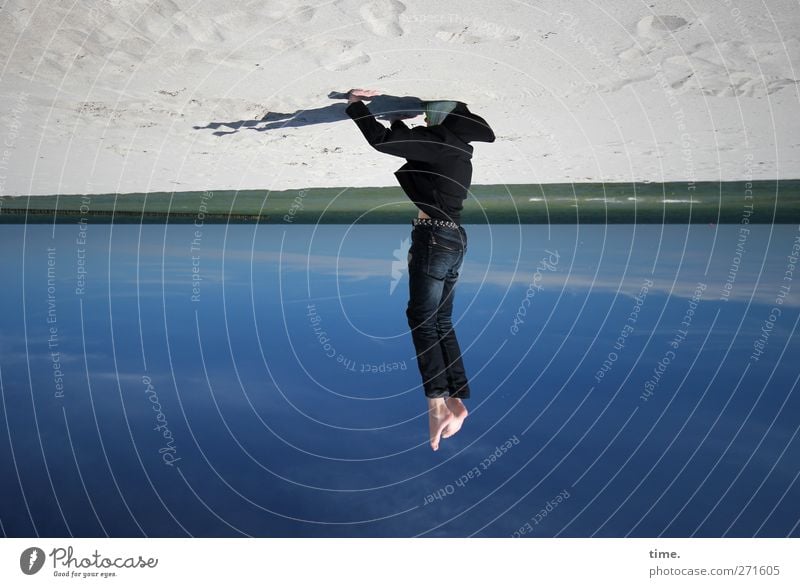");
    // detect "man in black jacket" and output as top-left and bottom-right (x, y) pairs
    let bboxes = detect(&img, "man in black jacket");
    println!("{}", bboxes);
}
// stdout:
(345, 88), (495, 451)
